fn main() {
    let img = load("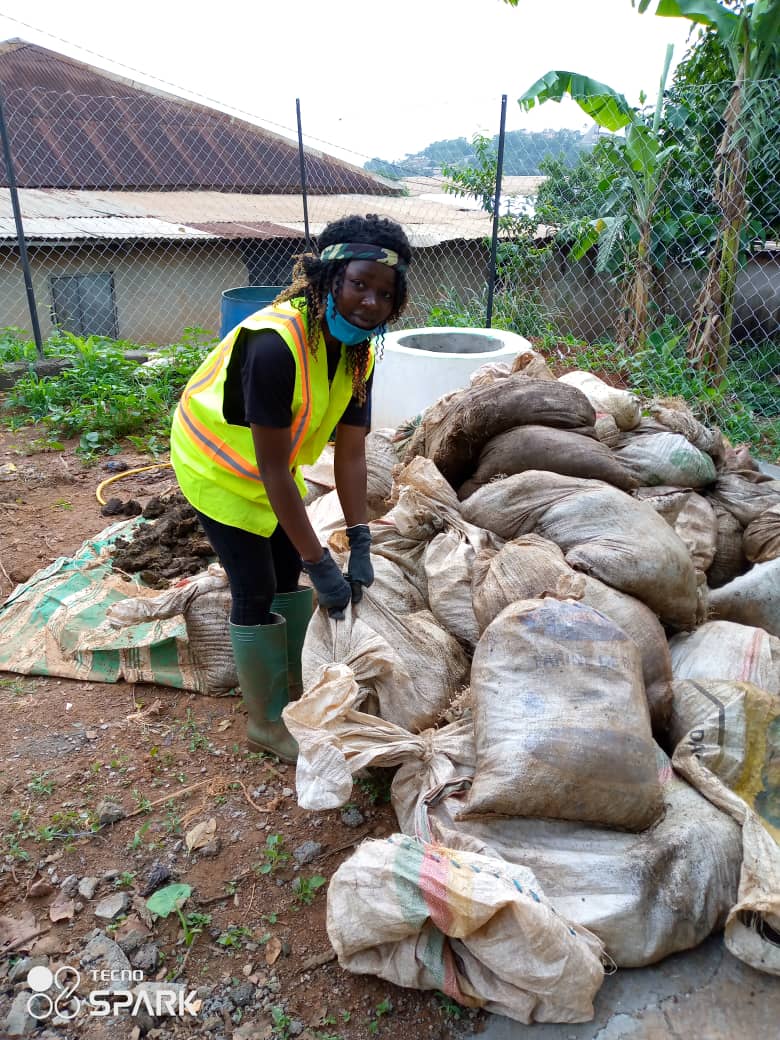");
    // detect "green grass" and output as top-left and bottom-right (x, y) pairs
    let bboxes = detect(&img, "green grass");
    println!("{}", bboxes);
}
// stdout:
(0, 326), (215, 458)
